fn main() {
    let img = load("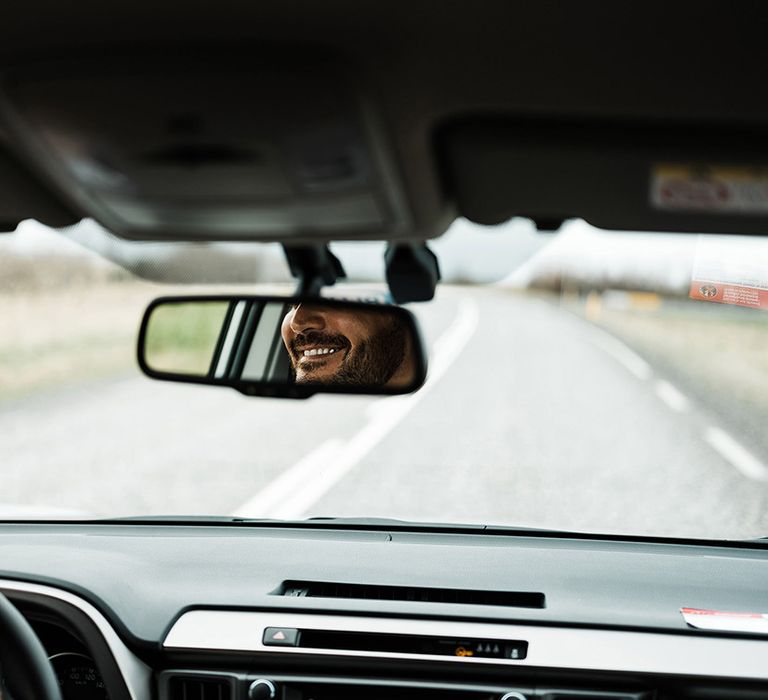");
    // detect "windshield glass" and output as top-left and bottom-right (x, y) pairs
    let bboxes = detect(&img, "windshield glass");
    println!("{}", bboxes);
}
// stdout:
(2, 217), (767, 540)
